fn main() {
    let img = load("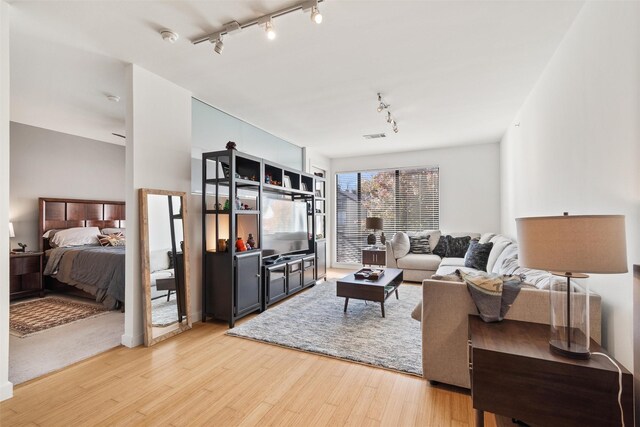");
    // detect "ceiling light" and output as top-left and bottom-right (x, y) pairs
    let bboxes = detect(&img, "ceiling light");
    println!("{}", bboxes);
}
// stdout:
(265, 20), (276, 40)
(160, 30), (179, 43)
(106, 94), (120, 103)
(213, 36), (224, 54)
(310, 6), (323, 24)
(375, 92), (399, 133)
